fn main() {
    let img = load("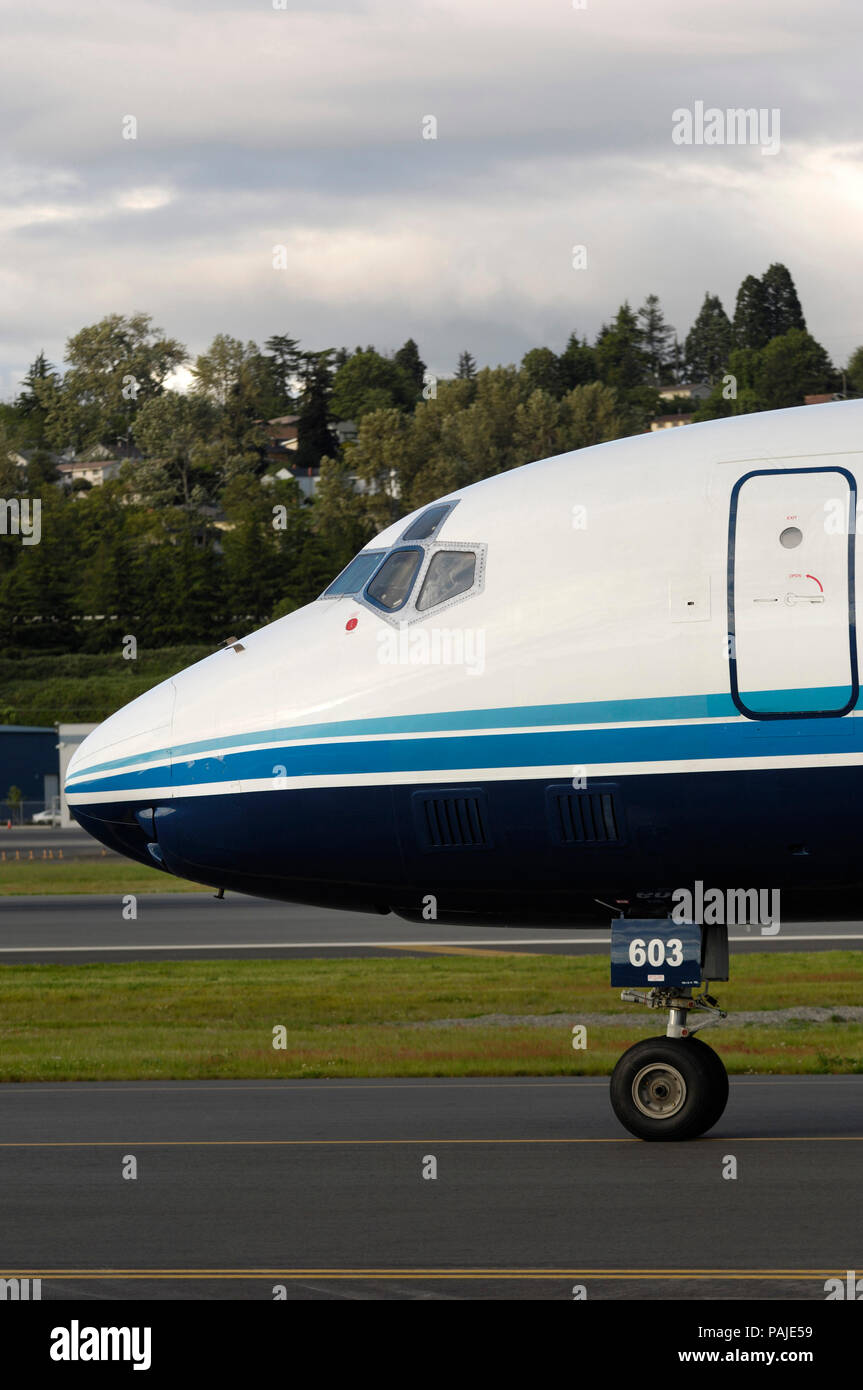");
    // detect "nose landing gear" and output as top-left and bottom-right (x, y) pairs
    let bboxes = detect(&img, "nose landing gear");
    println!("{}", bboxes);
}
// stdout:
(610, 990), (728, 1140)
(607, 916), (730, 1140)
